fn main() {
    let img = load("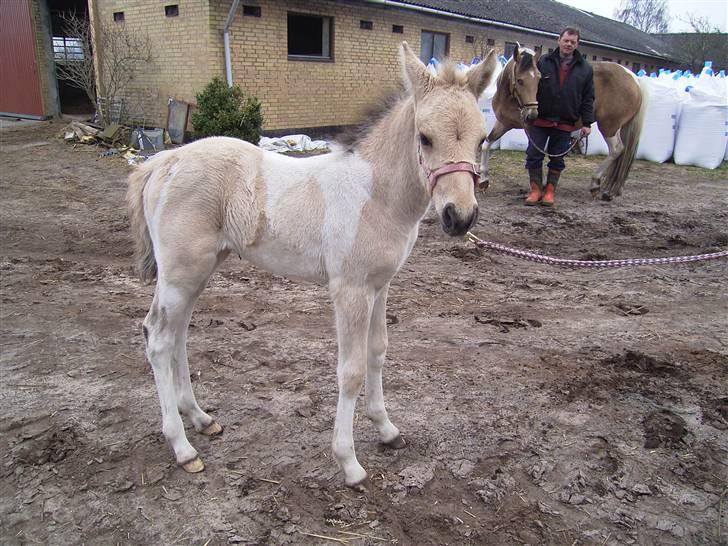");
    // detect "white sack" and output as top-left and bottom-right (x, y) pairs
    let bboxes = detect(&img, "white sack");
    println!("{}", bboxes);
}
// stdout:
(673, 90), (728, 169)
(636, 80), (683, 163)
(500, 128), (529, 151)
(586, 127), (610, 156)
